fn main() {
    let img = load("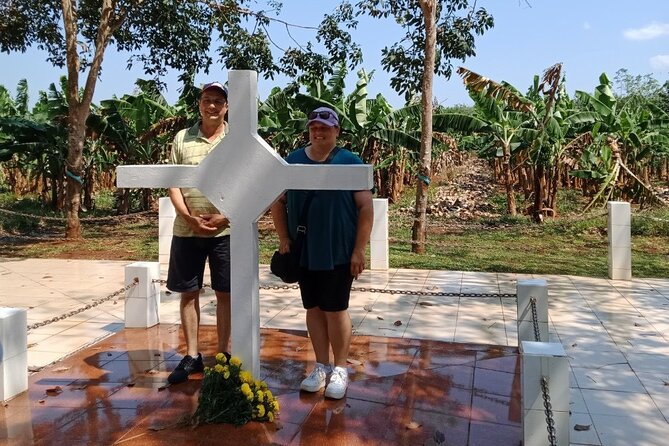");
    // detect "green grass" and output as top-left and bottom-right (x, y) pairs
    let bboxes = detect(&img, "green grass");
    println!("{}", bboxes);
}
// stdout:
(1, 190), (668, 278)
